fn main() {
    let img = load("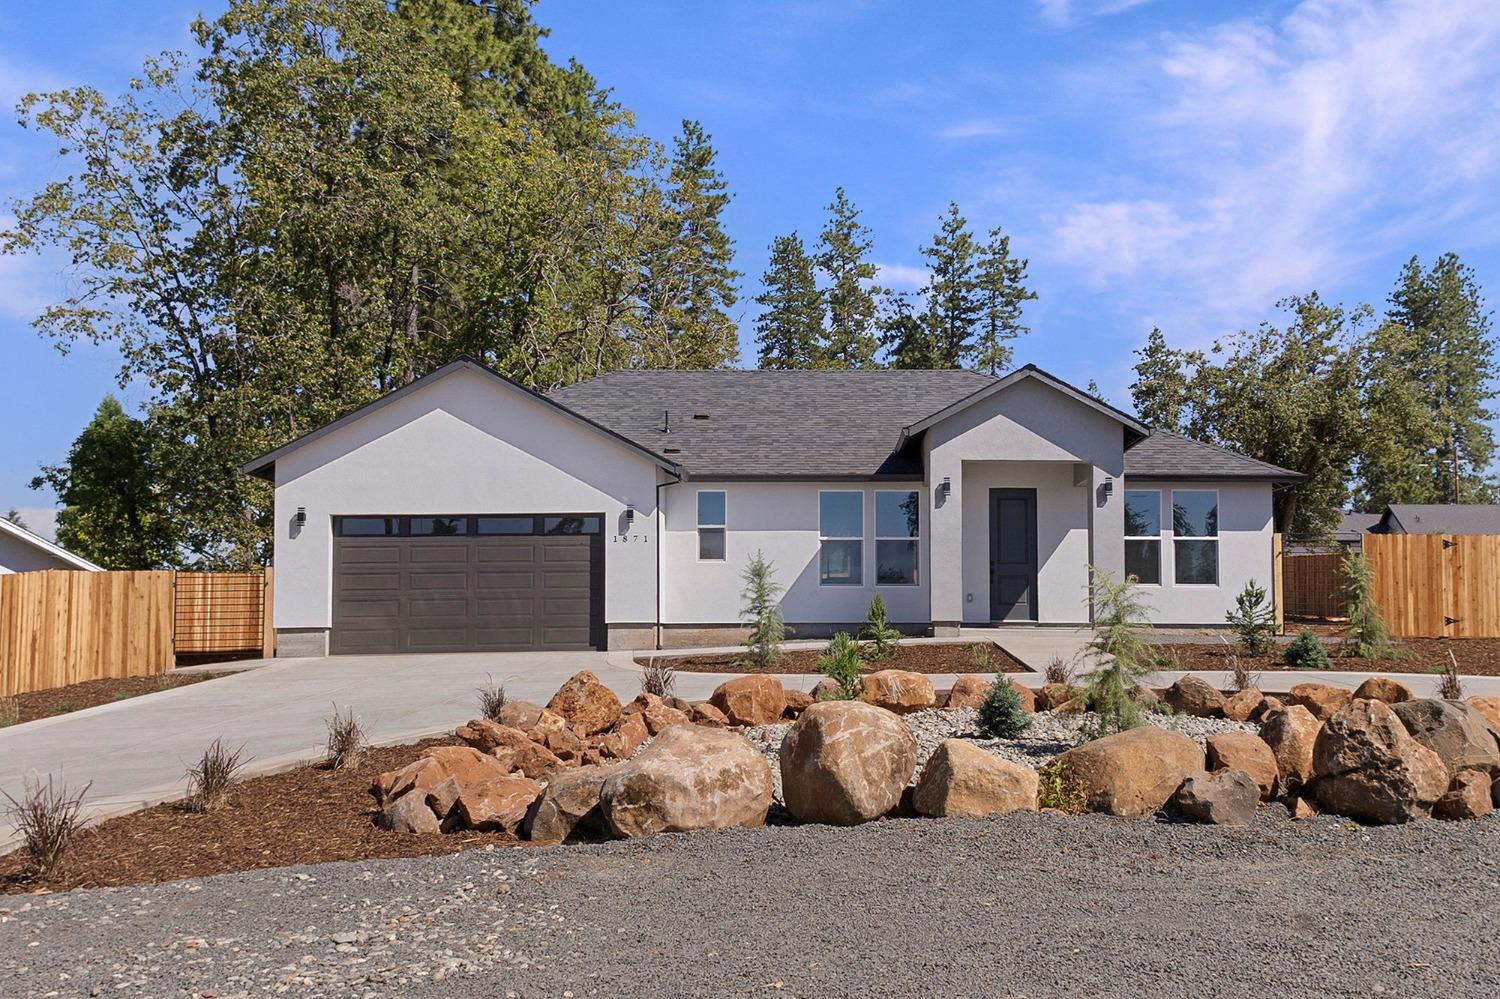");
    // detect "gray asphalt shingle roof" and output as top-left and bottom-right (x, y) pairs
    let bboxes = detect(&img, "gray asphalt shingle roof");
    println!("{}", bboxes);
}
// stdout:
(549, 369), (1302, 482)
(1381, 504), (1500, 534)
